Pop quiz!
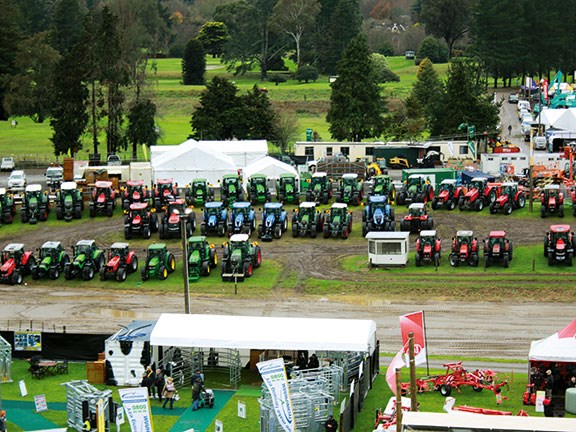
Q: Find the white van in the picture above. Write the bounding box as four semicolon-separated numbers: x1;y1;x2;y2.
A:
517;100;531;112
533;136;547;150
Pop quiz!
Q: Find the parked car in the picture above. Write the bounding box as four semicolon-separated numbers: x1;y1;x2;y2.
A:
8;170;26;190
508;93;519;104
1;157;15;171
534;136;547;150
107;154;122;166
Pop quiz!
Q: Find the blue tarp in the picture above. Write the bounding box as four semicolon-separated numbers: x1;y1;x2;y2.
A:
460;170;496;184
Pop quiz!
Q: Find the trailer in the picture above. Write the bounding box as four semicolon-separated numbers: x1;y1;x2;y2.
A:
480;153;529;177
546;129;576;152
401;168;458;195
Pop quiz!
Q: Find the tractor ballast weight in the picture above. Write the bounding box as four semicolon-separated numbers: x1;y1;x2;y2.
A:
0;243;35;285
31;241;69;280
400;203;433;233
305;172;332;204
483;231;513;268
369;175;396;203
56;181;83;222
158;199;196;239
432;179;466;211
0;188;16;224
100;242;138;282
459;177;500;211
396;175;434;206
124;202;158;239
141;243;176;280
153;178;178;211
292;202;324;238
415;230;441;266
362;195;395;236
540;184;564;218
258;202;288;241
21;184;49;224
185;178;214;207
544;224;575;266
63;239;104;281
336;173;364;206
489;182;525;215
323;203;353;239
187;236;218;282
221;234;262;282
89;181;116;217
122;180;150;211
200;201;228;237
277;173;299;204
220;174;245;207
227;202;256;237
449;230;479;267
247;174;271;205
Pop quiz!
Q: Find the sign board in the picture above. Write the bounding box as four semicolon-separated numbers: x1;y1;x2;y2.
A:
34;394;48;412
238;401;246;419
306;128;313;142
19;379;27;397
535;390;545;413
14;331;41;351
215;420;223;432
117;409;125;425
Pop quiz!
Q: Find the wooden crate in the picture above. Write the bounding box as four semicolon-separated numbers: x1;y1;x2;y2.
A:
86;361;105;384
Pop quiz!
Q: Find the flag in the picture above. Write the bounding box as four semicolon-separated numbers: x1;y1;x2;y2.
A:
257;358;296;432
385;348;406;395
400;311;427;366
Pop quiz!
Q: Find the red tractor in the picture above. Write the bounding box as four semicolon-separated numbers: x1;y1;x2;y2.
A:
415;230;441;266
449;230;479;267
122;180;150;211
0;243;36;285
158;199;196;239
458;177;500;211
124;202;158;239
544;224;575;266
483;231;513;268
400;203;434;233
540;184;564;218
89;181;116;217
489;182;525;215
100;242;139;282
431;179;466;211
153;178;178;211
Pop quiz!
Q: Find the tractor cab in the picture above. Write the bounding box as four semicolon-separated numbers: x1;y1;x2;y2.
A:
109;242;130;260
328;202;348;219
39;241;63;261
372;175;393;195
407;175;426;191
279;173;297;189
341;173;359;188
468;177;487;192
500;182;518;199
231;202;253;217
75;239;97;257
311;172;328;189
408;203;426;217
186;178;213;206
129;202;150;217
549;224;571;243
487;231;507;249
93;181;114;202
123;180;148;207
147;243;167;259
188;236;208;255
167;199;187;216
298;201;317;218
25;184;44;202
456;230;474;246
543;184;560;200
263;202;284;219
154;178;177;210
439;179;456;194
419;230;438;247
204;201;225;219
2;243;25;264
222;174;241;189
228;234;250;260
61;181;78;194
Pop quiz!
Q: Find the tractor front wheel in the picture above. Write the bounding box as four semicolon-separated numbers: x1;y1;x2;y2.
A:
12;270;23;285
83;266;95;281
449;254;459;267
504;203;513;215
254;247;262;268
167;254;176;273
117;267;127;282
159;265;168;280
50;267;60;280
99;267;107;281
559;204;565;218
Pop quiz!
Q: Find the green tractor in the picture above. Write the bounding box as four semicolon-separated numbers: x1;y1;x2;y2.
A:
221;234;262;282
247;173;271;205
21;184;50;224
323;203;353;239
369;175;396;203
141;243;176;281
396;175;434;206
336;173;364;206
64;239;105;281
276;173;299;204
0;187;16;224
32;241;70;280
185;178;214;207
187;236;218;282
305;172;332;204
55;181;84;222
220;174;245;207
292;202;324;238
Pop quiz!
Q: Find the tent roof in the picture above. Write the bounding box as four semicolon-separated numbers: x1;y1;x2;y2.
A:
199;140;268;154
243;156;299;182
150;313;377;353
538;108;576;130
529;319;576;362
151;140;236;171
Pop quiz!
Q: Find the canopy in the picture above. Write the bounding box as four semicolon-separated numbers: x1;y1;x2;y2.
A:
529;319;576;362
150;313;377;353
200;140;268;168
242;156;299;189
537;108;576;130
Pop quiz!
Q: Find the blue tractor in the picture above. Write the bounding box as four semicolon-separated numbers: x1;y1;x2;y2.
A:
227;202;256;237
200;201;228;237
258;202;288;241
362;195;395;236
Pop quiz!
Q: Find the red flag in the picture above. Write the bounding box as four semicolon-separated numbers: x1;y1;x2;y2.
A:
386;348;406;395
400;311;427;366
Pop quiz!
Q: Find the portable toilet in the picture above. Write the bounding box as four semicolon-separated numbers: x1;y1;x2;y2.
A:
366;231;410;266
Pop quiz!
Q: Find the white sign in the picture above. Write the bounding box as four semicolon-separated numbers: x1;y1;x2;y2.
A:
118;387;154;432
34;394;48;412
215;419;223;432
535;390;546;413
117;409;125;425
238;401;246;419
256;358;296;432
19;379;27;397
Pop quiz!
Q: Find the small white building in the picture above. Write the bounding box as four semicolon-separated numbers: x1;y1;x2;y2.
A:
366;231;410;267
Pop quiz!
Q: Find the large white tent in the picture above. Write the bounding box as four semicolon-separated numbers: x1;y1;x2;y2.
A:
242;156;299;190
200;140;268;168
529;319;576;362
151;140;237;186
150;313;377;353
537;108;576;130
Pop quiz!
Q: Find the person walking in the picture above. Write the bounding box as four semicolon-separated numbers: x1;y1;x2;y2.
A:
162;377;176;409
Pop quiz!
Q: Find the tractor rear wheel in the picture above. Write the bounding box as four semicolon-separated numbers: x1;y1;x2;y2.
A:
397;193;406;205
141;267;149;281
568;252;573;267
427;217;434;229
310;226;317;238
341;226;349;239
485;256;491;268
488;190;497;204
362;222;367;237
548;254;555;266
517;194;526;208
323;225;330;238
159;223;166;239
245;262;253;278
124;227;132;240
470;254;479;267
117;267;127;282
415;253;422;267
143;226;151;239
217;223;226;237
273;225;282;239
475;199;484;212
292;224;299;238
431;198;438;210
439;385;452;397
64;266;73;280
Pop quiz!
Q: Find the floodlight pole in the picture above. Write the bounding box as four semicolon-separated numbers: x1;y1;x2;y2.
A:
181;215;190;314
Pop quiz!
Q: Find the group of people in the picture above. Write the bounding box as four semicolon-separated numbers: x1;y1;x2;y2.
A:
140;365;206;411
530;363;576;417
296;352;320;370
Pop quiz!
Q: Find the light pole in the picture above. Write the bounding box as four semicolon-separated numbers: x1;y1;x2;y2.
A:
179;209;192;314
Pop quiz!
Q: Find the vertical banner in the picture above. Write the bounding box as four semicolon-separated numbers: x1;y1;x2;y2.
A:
385;349;405;395
399;311;427;366
118;387;154;432
96;398;106;432
256;358;296;432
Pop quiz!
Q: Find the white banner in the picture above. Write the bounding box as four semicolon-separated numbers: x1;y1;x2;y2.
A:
257;358;296;432
118;387;154;432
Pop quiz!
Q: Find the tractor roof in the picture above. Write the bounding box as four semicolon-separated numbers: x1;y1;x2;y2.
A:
342;173;358;180
544;184;560;190
250;173;267;179
41;241;62;249
156;178;174;184
489;230;506;238
110;242;129;249
312;171;327;178
76;239;96;247
60;181;77;191
368;195;387;203
148;243;167;250
192;178;207;183
264;202;283;210
374;174;391;180
205;201;224;209
230;233;249;242
95;181;113;188
300;201;316;209
127;180;144;186
130;202;149;210
0;187;5;195
223;174;239;179
168;198;186;206
440;179;456;185
420;230;437;237
331;203;348;209
470;177;487;182
550;224;571;233
188;236;207;244
3;243;24;252
456;230;473;237
501;182;517;187
409;203;425;210
25;184;42;193
280;173;295;179
232;201;251;209
408;174;426;180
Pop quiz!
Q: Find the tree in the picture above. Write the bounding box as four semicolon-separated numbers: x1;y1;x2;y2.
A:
326;34;387;141
14;0;56;36
0;0;23;120
419;0;474;58
239;85;279;140
271;0;320;67
410;58;442;127
127;98;157;159
417;36;448;64
197;21;229;57
182;38;206;85
371;53;399;83
295;64;319;83
51;0;85;55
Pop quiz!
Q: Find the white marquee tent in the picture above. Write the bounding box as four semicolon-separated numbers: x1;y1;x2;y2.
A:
529;319;576;362
242;156;299;190
200;140;268;168
150;313;377;354
538;108;576;130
